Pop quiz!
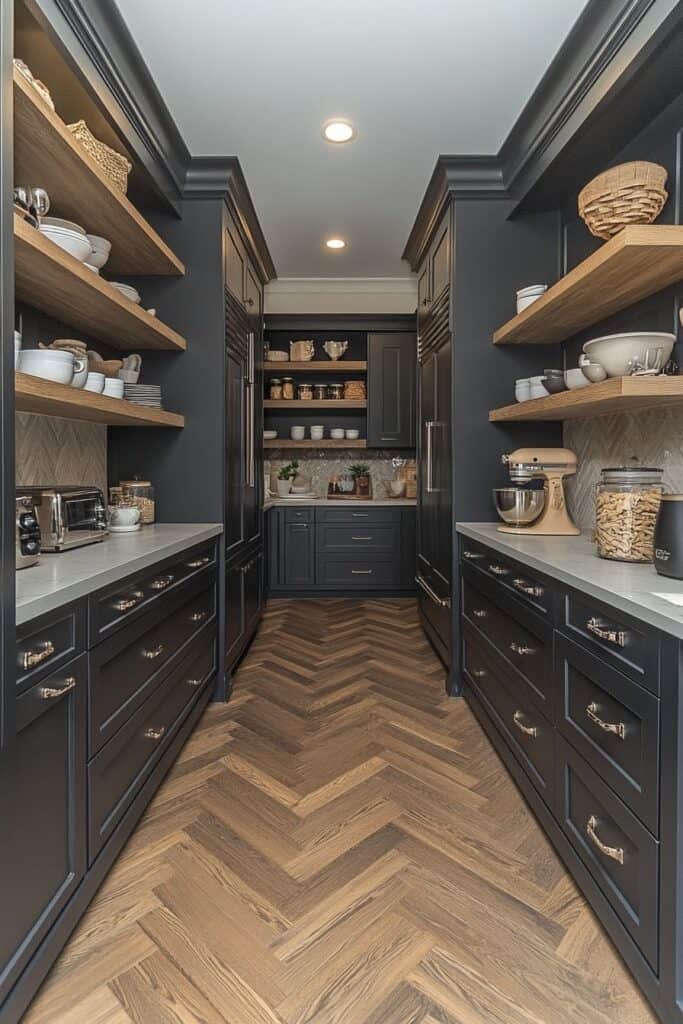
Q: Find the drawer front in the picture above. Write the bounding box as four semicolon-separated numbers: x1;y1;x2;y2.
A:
463;625;554;805
88;629;216;862
283;508;313;523
562;590;659;694
89;581;216;754
462;572;552;716
316;556;401;588
316;507;402;525
316;524;400;554
461;538;553;617
557;736;658;971
90;541;216;643
556;635;659;835
16;601;86;693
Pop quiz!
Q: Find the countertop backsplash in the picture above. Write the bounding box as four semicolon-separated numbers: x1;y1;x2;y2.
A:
265;451;412;498
564;406;683;530
16;413;108;496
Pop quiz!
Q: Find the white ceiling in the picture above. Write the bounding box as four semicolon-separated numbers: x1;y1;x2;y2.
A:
115;0;588;278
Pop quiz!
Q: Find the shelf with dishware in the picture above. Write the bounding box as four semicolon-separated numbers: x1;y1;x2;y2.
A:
263;438;367;449
14;214;186;351
490;375;683;421
13;66;184;277
264;360;367;373
493;224;683;346
15;372;184;427
263;399;366;409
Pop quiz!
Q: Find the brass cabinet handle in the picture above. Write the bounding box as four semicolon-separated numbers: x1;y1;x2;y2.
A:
150;574;175;591
510;641;534;656
586;702;626;740
472;668;486;679
40;676;76;700
111;590;144;613
462;550;482;561
586;617;626;647
352;569;373;575
512;577;543;598
512;710;537;737
186;678;202;688
488;564;509;576
190;611;208;623
142;644;165;660
586;815;624;865
352;512;369;517
472;609;487;619
415;574;451;608
144;726;166;741
187;556;211;569
22;640;55;670
351;536;373;541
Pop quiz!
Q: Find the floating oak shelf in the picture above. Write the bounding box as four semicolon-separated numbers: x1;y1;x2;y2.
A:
493;225;683;345
13;69;184;277
263;438;367;449
14;216;186;352
16;373;184;427
264;361;367;372
263;399;366;409
489;376;683;421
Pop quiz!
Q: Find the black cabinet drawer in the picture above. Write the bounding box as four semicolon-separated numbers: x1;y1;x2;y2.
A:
284;508;313;523
461;538;553;617
316;556;401;588
556;635;659;835
316;507;402;525
561;590;660;694
16;600;86;694
88;629;216;862
89;580;216;755
89;541;216;643
462;572;553;718
316;523;400;554
463;625;554;806
557;736;658;971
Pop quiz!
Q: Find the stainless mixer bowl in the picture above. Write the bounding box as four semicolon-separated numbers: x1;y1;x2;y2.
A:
493;487;545;526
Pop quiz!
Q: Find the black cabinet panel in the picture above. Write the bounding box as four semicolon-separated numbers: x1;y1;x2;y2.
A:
284;523;315;587
367;332;416;448
16;600;85;694
225;546;264;674
316;524;400;554
316;556;401;588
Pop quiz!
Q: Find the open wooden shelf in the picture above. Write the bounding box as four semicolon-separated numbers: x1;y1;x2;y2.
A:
14;216;186;352
489;375;683;421
264;361;367;373
263;438;367;449
264;400;366;409
16;372;184;427
14;69;184;277
493;225;683;345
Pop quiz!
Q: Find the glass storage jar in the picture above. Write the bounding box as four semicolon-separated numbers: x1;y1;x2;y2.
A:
595;466;664;562
327;383;344;400
297;383;313;400
282;377;295;400
268;378;283;400
312;383;327;401
120;477;156;525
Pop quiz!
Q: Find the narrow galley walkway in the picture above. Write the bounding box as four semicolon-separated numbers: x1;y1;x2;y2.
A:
25;598;655;1024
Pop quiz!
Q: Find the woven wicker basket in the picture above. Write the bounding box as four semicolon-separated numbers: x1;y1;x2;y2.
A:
578;161;668;240
67;120;132;194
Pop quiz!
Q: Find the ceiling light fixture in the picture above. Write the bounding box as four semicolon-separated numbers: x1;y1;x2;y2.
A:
325;238;346;250
322;118;355;144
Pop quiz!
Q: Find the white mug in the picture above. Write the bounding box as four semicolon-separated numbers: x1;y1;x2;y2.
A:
310;425;324;440
109;504;140;527
290;425;306;440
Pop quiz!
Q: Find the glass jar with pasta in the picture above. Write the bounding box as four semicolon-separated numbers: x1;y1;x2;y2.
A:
595;466;664;562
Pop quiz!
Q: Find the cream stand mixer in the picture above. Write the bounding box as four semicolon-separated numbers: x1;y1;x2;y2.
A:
493;447;581;536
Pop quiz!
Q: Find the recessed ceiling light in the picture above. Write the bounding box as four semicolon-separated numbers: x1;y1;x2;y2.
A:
322;118;355;144
325;238;346;250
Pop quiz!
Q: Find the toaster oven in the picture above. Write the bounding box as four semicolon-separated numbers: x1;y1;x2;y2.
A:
15;495;41;569
18;486;109;551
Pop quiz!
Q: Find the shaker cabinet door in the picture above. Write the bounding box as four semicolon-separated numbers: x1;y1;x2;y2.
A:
367;333;416;448
283;522;315;587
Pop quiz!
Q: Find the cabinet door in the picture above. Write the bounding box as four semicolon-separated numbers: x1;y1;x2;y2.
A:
225;559;245;671
417;261;430;322
245;263;262;318
224;220;246;303
225;342;245;560
429;217;450;305
283;522;315;587
418;351;437;572
366;333;416;448
0;656;86;1002
244;551;264;639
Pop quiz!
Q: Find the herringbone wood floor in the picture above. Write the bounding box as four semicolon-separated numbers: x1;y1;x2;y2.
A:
25;598;656;1024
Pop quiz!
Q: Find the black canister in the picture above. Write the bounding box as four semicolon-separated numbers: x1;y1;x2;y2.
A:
654;495;683;578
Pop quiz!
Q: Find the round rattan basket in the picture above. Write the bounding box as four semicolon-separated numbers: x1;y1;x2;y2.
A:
578;161;668;240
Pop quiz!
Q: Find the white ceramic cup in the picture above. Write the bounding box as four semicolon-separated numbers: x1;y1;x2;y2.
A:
70;357;88;389
84;371;105;394
310;425;324;440
330;428;345;439
565;367;591;390
290;425;306;440
109;504;140;527
345;429;360;440
103;379;124;398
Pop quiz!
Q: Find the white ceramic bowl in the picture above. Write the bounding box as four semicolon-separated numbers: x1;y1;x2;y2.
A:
565;368;592;390
516;284;547;314
84;372;105;394
583;332;675;377
39;225;91;262
330;428;345;440
103;380;124;398
345;429;360;440
528;375;549;399
85;234;111;270
515;382;531;402
19;349;77;385
263;430;278;440
110;282;141;304
42;217;85;234
310;426;324;440
290;426;305;440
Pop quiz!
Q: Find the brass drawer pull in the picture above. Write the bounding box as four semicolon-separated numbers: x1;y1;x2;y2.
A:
352;569;373;575
190;611;208;623
142;644;165;660
187;678;202;688
472;609;487;619
462;550;481;561
512;578;543;598
586;815;624;865
40;676;76;700
510;641;534;656
352;513;369;517
150;574;175;591
187;556;211;569
415;574;451;609
351;536;373;541
488;564;509;576
144;726;166;741
472;668;486;679
22;640;55;670
512;710;537;737
111;590;144;613
586;702;626;740
586;618;626;647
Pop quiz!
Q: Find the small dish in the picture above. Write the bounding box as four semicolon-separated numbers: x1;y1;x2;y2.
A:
330;428;345;439
264;430;278;440
345;429;360;439
110;282;141;304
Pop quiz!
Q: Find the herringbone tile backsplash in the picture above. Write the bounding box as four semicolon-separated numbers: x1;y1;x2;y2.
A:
16;413;107;495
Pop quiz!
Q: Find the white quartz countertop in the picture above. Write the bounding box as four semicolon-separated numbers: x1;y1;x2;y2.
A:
16;524;223;626
457;522;683;640
263;497;416;510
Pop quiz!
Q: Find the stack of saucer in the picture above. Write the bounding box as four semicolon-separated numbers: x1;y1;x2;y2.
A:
123;383;163;408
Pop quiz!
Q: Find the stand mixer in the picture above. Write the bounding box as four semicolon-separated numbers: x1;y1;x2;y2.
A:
493;447;581;536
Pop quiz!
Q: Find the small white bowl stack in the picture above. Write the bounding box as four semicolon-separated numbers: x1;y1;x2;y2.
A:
516;284;547;314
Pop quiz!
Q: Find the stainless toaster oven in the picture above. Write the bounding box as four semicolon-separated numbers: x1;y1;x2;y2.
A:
18;486;109;551
15;495;41;569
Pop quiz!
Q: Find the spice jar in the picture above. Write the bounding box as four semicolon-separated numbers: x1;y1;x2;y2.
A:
120;477;156;525
268;378;283;400
595;466;664;562
328;383;344;400
312;383;327;401
282;377;295;400
297;383;313;400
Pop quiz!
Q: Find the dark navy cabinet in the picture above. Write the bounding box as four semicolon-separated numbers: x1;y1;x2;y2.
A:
366;333;416;448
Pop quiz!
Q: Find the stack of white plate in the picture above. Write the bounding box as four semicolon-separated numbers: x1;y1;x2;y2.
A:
123;384;162;408
110;282;141;304
39;221;91;262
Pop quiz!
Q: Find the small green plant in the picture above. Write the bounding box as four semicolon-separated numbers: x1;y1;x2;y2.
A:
277;460;299;482
349;463;369;479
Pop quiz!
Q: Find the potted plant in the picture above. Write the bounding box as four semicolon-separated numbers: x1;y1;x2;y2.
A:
349;463;371;498
276;460;299;497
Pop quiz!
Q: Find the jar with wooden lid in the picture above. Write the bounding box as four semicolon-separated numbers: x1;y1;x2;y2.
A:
282;377;295;400
328;383;344;400
268;378;283;400
297;383;313;400
120;478;155;525
595;466;664;562
312;383;327;401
